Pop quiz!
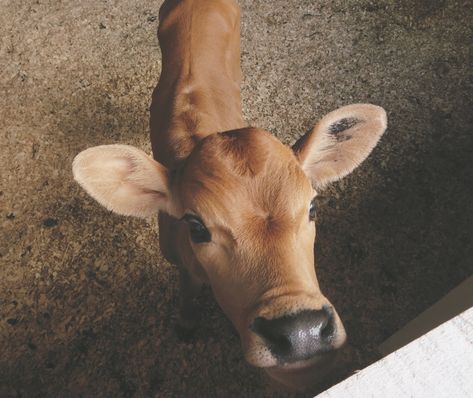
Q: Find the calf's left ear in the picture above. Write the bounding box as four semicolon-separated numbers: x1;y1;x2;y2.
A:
293;104;387;189
72;144;173;218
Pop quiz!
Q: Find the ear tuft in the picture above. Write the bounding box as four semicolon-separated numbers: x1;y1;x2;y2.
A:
293;104;387;188
328;117;362;136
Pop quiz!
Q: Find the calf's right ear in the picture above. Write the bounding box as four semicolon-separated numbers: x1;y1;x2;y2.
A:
72;144;173;218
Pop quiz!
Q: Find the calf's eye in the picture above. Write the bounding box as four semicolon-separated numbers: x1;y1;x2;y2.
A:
309;198;317;221
182;214;211;243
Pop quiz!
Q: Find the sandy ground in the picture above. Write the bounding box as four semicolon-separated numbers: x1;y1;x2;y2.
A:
1;0;472;397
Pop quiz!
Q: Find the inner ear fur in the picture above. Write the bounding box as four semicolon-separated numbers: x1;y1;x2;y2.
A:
293;104;387;188
72;144;172;218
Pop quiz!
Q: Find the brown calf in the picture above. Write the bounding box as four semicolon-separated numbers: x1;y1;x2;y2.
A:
72;0;387;389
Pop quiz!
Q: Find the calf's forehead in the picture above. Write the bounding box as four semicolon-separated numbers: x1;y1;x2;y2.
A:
176;128;314;224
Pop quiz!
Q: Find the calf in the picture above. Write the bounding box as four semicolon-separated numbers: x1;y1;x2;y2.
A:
72;0;387;389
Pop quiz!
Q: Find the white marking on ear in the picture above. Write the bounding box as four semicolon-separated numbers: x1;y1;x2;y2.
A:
72;144;173;218
293;104;387;188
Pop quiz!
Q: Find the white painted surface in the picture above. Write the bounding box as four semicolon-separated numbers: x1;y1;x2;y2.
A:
317;307;473;398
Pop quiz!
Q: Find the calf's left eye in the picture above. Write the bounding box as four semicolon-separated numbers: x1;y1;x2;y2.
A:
309;198;317;221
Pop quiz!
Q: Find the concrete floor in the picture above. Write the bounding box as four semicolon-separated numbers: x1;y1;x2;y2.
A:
1;0;472;397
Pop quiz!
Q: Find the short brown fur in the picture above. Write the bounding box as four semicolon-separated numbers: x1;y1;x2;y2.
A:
72;0;387;390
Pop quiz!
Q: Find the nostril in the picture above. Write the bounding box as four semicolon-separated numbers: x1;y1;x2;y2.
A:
251;317;291;353
320;305;335;340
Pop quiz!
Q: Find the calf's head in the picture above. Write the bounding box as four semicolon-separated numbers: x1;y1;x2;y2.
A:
73;104;386;388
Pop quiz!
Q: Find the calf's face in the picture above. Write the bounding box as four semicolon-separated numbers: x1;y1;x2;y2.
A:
73;104;386;388
175;128;346;369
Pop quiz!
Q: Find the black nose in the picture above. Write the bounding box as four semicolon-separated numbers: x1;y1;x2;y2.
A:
250;307;336;362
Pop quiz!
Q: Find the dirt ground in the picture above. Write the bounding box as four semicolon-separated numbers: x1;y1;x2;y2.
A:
1;0;472;397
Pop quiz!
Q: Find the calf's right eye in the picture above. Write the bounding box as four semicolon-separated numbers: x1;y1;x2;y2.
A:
182;214;211;243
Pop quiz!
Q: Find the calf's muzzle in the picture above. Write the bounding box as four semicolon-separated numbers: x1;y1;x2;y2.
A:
251;306;337;364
